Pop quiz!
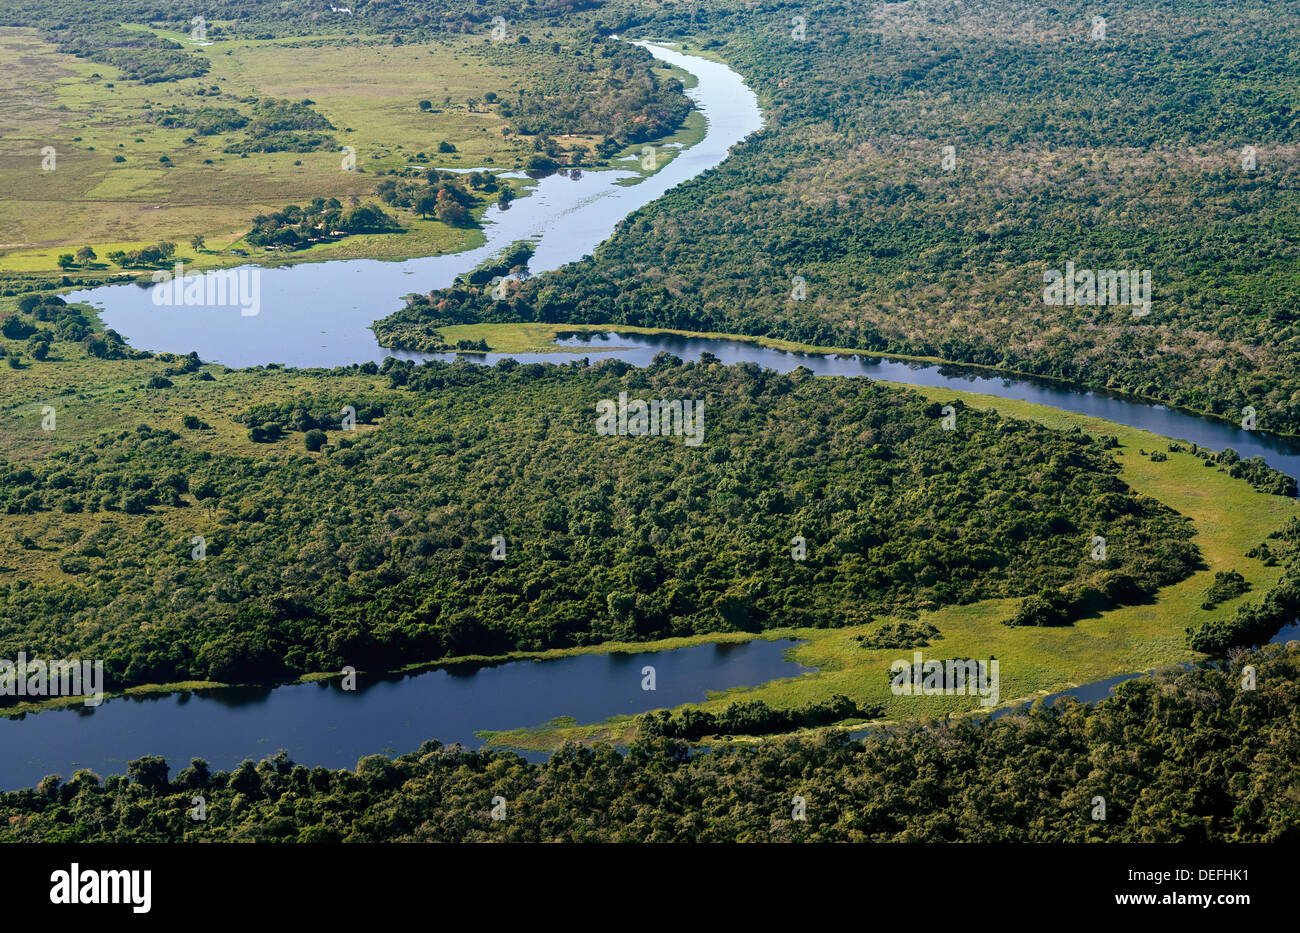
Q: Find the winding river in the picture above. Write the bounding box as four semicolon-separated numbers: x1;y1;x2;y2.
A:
65;41;762;369
8;43;1296;790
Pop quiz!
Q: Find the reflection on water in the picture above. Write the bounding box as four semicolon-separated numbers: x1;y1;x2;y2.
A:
0;639;808;790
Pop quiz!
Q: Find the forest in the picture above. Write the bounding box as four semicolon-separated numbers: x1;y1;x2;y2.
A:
366;0;1300;435
0;644;1293;842
0;0;1296;854
0;341;1202;694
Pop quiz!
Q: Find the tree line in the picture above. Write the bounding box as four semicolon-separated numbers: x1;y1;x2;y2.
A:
1;644;1293;840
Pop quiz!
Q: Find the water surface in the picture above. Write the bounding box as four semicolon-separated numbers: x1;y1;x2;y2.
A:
64;43;764;369
0;639;808;789
552;330;1300;481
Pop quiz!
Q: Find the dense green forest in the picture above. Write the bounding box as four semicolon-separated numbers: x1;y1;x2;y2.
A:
368;0;1300;435
2;644;1294;841
0;347;1199;694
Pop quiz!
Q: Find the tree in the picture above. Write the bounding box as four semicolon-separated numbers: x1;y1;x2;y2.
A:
26;333;51;360
339;204;395;233
175;758;212;790
57;254;75;270
74;246;97;264
126;756;170;793
304;429;328;452
414;192;439;219
434;189;470;225
1;315;35;339
249;422;283;443
190;234;206;252
418;99;432;111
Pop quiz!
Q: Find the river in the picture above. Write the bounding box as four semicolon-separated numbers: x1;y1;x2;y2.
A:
9;43;1296;790
0;640;808;789
63;42;763;369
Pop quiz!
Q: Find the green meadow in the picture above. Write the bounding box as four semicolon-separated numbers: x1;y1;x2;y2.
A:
0;25;693;276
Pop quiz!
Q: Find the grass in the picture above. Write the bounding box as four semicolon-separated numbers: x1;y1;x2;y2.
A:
0;26;684;276
0;680;222;718
481;382;1296;751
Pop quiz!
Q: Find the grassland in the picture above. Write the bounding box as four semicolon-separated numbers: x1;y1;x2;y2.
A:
0;26;695;275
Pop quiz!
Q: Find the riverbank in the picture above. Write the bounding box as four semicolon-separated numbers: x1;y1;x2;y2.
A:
4;364;1286;758
429;322;1300;442
0;629;780;718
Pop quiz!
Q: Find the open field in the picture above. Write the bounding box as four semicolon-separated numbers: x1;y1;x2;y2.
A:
0;26;694;275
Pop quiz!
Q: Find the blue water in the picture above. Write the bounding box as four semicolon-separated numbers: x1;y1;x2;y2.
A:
63;43;764;370
0;639;809;789
16;41;1299;789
